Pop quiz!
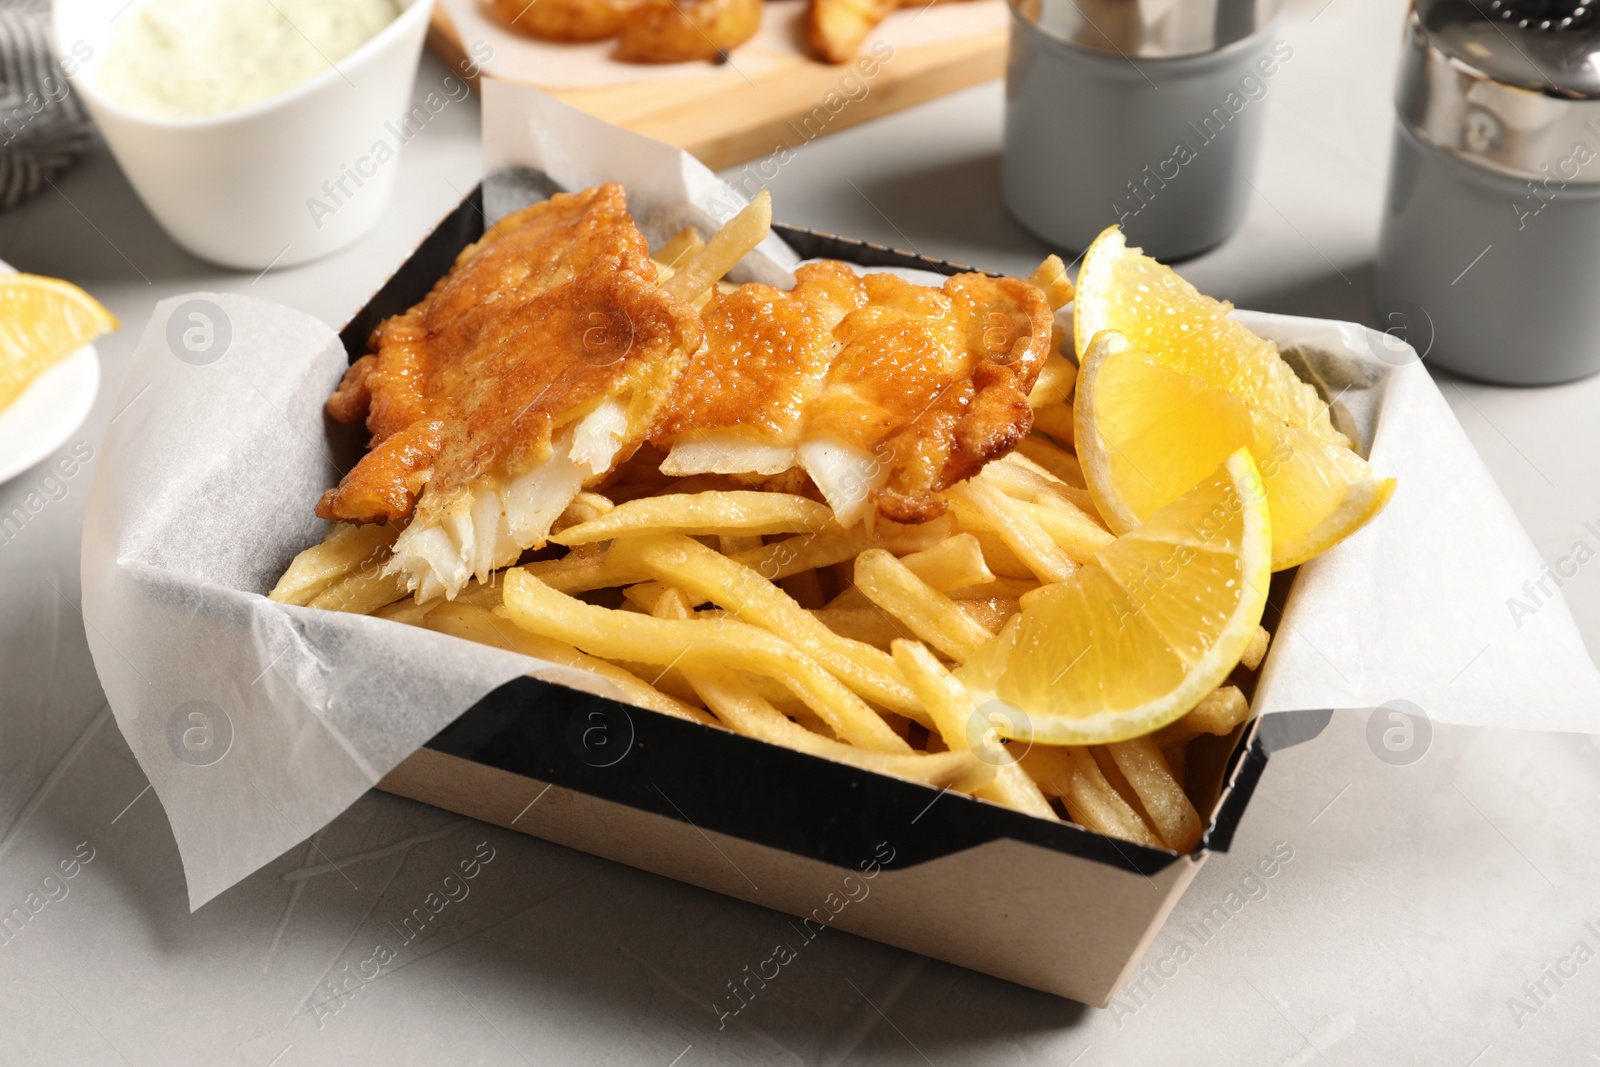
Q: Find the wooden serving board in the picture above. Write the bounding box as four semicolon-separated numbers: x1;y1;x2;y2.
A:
427;1;1007;171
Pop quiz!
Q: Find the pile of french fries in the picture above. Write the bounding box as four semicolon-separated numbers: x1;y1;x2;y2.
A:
271;195;1268;855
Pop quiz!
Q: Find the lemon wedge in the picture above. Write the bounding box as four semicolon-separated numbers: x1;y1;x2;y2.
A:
1074;226;1349;449
0;274;117;415
958;448;1271;746
1075;330;1394;570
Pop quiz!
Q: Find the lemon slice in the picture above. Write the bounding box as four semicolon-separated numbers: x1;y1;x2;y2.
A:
1076;330;1395;570
1074;226;1349;448
959;448;1270;746
0;274;118;414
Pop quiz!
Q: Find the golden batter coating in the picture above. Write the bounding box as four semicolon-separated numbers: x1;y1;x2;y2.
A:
319;183;701;530
615;0;761;62
490;0;637;42
652;260;1053;523
651;282;835;446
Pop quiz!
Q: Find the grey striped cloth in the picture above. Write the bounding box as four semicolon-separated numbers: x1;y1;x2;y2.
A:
0;0;91;210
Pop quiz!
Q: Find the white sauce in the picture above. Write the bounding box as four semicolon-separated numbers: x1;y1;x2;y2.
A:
98;0;405;120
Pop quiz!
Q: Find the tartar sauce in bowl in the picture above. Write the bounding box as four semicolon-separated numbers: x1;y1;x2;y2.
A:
97;0;404;120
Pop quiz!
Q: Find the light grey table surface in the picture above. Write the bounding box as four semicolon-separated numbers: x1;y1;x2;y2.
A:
3;0;1600;1063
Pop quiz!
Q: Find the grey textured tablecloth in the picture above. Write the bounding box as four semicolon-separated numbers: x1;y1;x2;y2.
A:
0;0;91;209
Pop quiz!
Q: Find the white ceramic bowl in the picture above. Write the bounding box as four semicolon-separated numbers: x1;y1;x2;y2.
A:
52;0;436;270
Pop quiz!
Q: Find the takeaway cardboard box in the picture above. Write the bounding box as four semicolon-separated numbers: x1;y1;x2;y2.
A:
359;183;1302;1007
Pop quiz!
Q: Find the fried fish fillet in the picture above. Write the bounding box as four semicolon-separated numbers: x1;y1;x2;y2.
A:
490;0;637;42
491;0;758;62
807;0;900;64
652;261;1053;525
806;0;981;64
615;0;761;62
320;183;701;600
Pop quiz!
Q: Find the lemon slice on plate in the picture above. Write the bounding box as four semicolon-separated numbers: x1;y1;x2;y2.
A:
958;448;1271;746
0;272;116;485
0;274;116;413
1074;226;1349;449
1076;329;1395;570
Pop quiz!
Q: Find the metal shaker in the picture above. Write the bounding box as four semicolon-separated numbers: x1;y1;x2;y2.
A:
1375;0;1600;384
1002;0;1287;261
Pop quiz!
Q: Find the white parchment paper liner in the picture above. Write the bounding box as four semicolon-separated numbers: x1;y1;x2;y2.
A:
80;85;1600;911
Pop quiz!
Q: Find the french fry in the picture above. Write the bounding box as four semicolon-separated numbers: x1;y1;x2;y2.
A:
608;533;926;721
653;226;704;274
628;527;871;611
1014;497;1115;563
374;574;505;625
1017;433;1087;489
549;491;617;559
1161;741;1187;788
426;602;714;725
813;599;1017;653
1090;746;1149;824
737;528;875;579
662;191;771;303
945;575;1042;600
501;569;910;753
1155;686;1252;747
1022;746;1162;848
307;567;409;615
854;549;996;662
825;532;994;609
1068;749;1150;840
809;606;916;650
778;568;829;609
945;478;1078;583
1030;400;1076;447
269;521;399;605
1182;686;1251;736
893;532;995;591
1027;255;1076;311
373;597;435;625
551;491;839;546
989;452;1100;522
975;467;1113;563
520;551;647;595
718;533;764;556
648;585;696;620
1107;736;1203;851
556;491;615;527
1241;625;1270;670
952;596;1021;634
892;640;1057;819
862;513;962;552
966;530;1040;580
1027;351;1078;408
680;665;993;790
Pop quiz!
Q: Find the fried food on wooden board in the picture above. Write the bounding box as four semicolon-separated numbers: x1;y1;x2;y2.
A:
490;0;636;42
615;0;761;63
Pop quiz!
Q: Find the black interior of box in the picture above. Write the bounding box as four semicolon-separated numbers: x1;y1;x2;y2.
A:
341;182;1288;878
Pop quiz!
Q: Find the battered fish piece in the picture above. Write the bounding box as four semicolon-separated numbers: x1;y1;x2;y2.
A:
806;0;982;64
653;261;1053;525
615;0;761;63
491;0;636;42
320;184;701;600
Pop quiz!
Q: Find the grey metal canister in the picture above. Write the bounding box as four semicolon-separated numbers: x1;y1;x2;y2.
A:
1001;0;1287;261
1375;0;1600;385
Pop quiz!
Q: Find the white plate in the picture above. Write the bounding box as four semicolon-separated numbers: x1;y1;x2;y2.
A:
0;344;101;485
